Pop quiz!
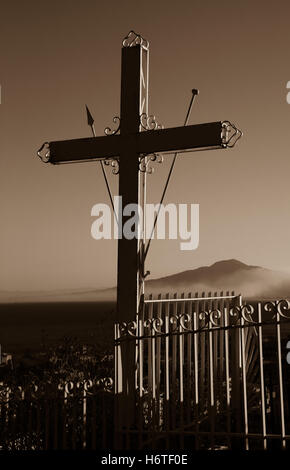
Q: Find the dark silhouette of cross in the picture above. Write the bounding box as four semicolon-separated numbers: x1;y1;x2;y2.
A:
38;31;241;324
37;31;241;429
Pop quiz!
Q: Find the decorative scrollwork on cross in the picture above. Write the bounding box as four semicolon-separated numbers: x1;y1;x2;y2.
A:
104;158;119;175
122;30;149;49
139;153;163;174
37;142;50;163
140;113;163;131
222;121;243;148
104;116;121;136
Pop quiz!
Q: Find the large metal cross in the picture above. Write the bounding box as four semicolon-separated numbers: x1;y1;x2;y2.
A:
38;31;241;327
38;31;242;436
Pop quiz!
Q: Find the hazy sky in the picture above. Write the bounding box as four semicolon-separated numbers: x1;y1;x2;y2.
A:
1;0;290;293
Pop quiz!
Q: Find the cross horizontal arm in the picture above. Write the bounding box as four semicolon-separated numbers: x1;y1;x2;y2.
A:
138;121;224;155
48;134;121;164
46;121;225;164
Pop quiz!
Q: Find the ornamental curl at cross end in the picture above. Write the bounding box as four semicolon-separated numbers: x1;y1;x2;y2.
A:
221;121;243;148
122;31;149;49
37;142;51;163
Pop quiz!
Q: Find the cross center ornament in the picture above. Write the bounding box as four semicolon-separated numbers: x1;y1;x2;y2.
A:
37;30;241;325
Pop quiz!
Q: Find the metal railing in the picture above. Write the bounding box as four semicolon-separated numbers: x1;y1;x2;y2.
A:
0;377;114;450
2;293;290;451
115;293;290;450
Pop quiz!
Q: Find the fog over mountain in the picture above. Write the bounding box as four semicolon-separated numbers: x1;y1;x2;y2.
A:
146;259;290;299
2;260;290;303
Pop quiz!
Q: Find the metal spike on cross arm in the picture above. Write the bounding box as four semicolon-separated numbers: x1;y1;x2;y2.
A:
85;104;117;222
85;105;94;128
144;88;199;260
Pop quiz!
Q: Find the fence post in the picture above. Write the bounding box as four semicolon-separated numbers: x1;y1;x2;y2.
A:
230;293;242;449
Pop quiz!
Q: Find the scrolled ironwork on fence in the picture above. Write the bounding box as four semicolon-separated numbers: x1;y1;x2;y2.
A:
2;293;290;451
0;376;114;451
115;293;290;450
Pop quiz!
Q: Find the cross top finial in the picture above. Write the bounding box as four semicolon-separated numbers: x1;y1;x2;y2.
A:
122;30;149;49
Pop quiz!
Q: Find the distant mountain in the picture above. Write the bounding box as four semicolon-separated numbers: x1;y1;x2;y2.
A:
2;259;290;303
145;259;290;299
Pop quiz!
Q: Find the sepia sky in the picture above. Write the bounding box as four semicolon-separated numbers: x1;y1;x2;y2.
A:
1;0;290;294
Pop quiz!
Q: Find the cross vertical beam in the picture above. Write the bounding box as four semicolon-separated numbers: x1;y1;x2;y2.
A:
118;43;148;323
116;43;148;437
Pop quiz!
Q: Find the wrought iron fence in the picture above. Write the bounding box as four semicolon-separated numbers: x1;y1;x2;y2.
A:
0;377;114;450
115;292;290;450
2;292;290;451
